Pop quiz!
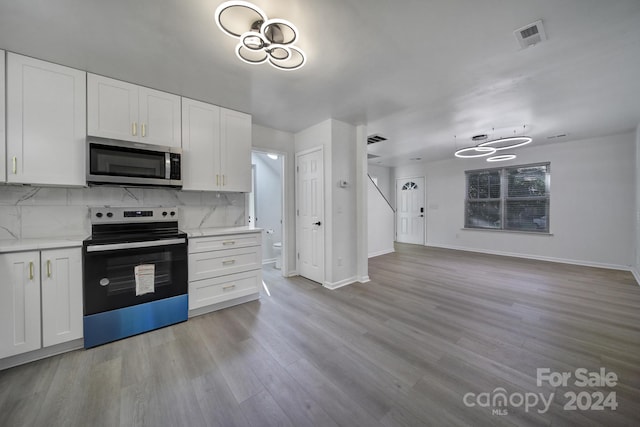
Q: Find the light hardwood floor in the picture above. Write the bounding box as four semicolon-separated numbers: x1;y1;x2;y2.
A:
1;243;639;426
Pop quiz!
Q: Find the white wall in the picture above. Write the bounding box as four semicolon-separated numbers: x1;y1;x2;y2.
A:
252;124;296;276
368;178;395;258
367;164;393;206
294;119;359;288
331;120;358;286
635;124;640;282
252;152;283;263
394;132;636;269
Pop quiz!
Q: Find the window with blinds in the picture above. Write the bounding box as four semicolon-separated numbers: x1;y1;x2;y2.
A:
465;163;550;233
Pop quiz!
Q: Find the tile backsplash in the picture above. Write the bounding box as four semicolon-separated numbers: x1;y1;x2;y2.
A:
0;185;246;240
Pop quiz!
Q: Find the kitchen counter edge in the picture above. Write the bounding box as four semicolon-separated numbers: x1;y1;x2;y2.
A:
183;226;263;238
0;236;87;254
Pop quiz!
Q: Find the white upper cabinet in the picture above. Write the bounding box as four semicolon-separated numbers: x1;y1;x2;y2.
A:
138;86;182;147
87;74;181;147
6;53;86;186
86;75;137;142
182;98;252;192
220;108;252;192
181;98;221;191
0;50;5;183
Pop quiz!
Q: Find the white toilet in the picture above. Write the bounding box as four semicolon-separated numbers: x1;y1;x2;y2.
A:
273;242;282;270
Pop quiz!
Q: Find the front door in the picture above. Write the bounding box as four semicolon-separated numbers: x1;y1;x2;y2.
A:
396;177;425;244
296;148;324;284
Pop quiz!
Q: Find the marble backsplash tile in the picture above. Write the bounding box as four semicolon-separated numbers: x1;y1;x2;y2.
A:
0;207;20;239
0;185;246;239
21;205;89;238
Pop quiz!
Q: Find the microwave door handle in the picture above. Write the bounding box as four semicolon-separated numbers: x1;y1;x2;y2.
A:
86;238;186;253
165;153;171;180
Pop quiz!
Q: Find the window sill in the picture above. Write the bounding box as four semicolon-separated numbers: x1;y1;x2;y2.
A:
461;228;554;236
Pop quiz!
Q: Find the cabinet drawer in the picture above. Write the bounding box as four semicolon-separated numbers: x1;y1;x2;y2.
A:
188;270;260;310
189;233;261;253
189;246;260;281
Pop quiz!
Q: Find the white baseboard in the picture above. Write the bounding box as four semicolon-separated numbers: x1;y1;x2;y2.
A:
0;338;84;371
188;293;260;318
358;275;371;283
262;258;276;265
368;248;395;258
286;270;298;277
324;276;357;290
632;268;640;286
428;243;633;272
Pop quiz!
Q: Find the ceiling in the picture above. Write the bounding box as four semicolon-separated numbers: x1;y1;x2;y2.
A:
1;0;639;167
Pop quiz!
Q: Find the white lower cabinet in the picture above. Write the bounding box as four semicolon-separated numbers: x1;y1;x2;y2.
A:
188;231;262;314
0;248;82;359
0;251;41;358
41;248;83;347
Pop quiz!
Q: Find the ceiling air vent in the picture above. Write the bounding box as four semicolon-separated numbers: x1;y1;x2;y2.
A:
367;134;387;145
514;20;547;49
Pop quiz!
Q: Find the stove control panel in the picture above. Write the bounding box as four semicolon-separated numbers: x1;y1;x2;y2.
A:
90;207;178;224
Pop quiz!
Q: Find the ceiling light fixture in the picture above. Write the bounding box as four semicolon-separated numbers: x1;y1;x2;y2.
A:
454;146;497;158
478;136;532;151
215;1;306;70
486;154;517;162
454;127;532;162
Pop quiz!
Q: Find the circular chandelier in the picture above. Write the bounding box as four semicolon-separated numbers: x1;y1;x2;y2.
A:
215;1;306;71
454;133;533;162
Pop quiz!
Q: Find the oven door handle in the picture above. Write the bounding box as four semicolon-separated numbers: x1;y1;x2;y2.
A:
86;238;186;253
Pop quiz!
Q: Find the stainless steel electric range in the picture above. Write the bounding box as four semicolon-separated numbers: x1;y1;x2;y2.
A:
82;207;188;348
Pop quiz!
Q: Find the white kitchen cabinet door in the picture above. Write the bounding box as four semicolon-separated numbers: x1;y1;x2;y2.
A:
181;97;221;191
87;73;139;142
41;248;83;347
220;108;252;192
0;50;5;182
139;87;181;147
6;53;86;186
0;251;41;359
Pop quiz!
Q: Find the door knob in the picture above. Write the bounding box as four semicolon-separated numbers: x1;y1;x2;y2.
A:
313;221;322;226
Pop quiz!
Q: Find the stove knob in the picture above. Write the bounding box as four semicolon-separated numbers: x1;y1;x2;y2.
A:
162;211;168;216
106;212;113;218
170;211;176;216
96;212;103;218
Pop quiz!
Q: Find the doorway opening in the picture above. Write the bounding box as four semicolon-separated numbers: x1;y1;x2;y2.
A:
250;150;286;276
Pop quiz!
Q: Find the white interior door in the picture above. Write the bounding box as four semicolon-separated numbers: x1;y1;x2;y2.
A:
396;177;425;244
296;148;324;284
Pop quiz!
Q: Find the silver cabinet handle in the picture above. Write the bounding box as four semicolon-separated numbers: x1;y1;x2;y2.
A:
222;259;236;265
132;122;138;136
47;260;52;278
222;241;236;246
222;284;236;291
216;174;220;186
29;262;34;280
142;123;146;137
12;157;17;174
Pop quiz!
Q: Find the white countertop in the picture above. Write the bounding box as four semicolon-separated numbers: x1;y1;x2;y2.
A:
0;227;262;253
183;226;262;238
0;236;87;253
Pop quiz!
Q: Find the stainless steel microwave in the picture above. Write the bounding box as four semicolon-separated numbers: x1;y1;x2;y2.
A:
87;138;182;187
